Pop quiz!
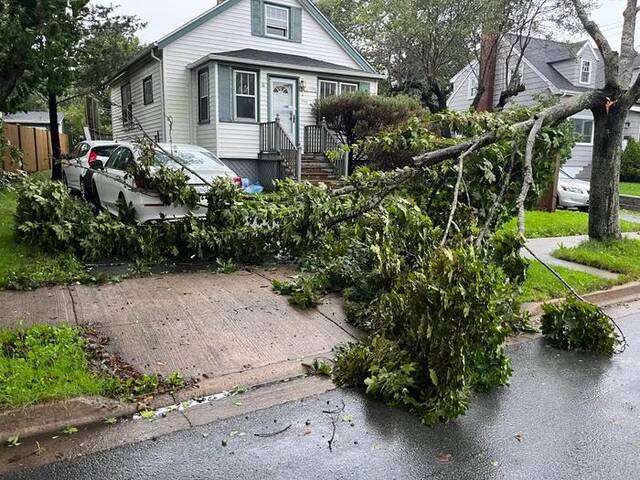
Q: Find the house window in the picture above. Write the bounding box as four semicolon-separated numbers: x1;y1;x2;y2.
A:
234;70;257;121
319;80;338;98
340;82;358;94
468;74;479;99
143;76;154;105
198;68;210;123
121;82;133;126
580;60;592;84
265;4;289;39
570;117;594;144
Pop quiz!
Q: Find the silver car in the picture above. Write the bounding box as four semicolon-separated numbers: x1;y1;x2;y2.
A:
62;141;120;195
557;169;590;210
91;143;241;222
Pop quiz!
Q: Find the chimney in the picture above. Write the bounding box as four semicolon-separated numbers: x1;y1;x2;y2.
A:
476;33;498;112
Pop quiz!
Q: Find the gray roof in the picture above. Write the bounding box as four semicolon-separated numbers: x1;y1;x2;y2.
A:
3;111;64;125
209;49;363;73
507;34;593;93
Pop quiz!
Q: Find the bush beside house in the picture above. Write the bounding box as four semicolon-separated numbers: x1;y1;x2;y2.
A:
312;93;424;170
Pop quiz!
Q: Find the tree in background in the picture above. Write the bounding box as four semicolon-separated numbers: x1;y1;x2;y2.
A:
0;0;87;112
317;0;556;113
62;5;145;136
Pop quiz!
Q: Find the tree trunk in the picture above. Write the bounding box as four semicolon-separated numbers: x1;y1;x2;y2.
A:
49;91;63;181
588;104;624;240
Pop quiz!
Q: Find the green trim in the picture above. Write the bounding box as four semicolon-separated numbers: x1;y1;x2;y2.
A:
267;73;300;144
155;0;378;76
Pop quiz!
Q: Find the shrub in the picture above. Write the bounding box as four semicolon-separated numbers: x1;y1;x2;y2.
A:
621;138;640;183
334;246;516;425
14;178;94;252
541;298;620;356
312;93;424;169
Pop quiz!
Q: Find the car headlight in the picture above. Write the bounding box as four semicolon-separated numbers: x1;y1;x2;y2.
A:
561;185;585;194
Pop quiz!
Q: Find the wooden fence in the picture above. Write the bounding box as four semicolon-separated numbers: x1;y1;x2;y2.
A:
1;124;70;172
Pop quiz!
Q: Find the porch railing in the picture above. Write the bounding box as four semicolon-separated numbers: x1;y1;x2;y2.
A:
259;114;301;180
303;117;349;177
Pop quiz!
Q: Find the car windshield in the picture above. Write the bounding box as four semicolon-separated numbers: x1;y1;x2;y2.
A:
92;146;118;158
559;169;574;180
153;149;226;169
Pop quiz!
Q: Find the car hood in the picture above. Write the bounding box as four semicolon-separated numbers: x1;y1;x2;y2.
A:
559;178;590;191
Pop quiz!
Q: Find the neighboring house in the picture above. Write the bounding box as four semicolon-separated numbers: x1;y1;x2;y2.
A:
448;34;640;180
107;0;383;186
2;111;65;134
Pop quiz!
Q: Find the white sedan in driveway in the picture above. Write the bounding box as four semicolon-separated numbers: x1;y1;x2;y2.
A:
62;141;119;194
91;143;241;222
557;169;590;210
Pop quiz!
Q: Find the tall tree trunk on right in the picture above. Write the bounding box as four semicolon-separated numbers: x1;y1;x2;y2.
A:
588;103;624;240
49;91;62;181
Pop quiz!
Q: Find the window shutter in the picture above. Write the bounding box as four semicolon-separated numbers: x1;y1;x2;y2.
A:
290;7;302;42
358;82;370;93
251;0;264;37
218;65;233;122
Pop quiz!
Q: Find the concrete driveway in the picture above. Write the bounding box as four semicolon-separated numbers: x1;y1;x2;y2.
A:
0;268;360;396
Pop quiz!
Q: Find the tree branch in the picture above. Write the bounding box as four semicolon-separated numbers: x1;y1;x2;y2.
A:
517;116;545;235
441;142;479;245
570;0;620;89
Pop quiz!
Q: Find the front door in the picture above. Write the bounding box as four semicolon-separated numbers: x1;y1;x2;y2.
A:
270;78;297;141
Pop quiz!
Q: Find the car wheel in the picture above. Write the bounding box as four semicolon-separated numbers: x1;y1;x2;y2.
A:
555;194;562;210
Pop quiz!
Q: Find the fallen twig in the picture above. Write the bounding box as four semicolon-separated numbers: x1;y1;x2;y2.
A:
254;424;292;438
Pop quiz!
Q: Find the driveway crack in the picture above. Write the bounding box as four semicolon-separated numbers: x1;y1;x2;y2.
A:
66;285;80;326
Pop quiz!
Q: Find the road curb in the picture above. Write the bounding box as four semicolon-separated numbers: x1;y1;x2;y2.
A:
0;396;137;443
523;280;640;319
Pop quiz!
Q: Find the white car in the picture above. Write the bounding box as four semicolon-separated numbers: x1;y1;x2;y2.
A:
91;143;241;222
62;141;120;194
557;169;590;210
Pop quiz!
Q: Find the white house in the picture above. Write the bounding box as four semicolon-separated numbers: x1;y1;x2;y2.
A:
107;0;383;186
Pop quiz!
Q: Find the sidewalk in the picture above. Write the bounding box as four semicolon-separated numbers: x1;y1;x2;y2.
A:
523;232;640;279
0;268;361;437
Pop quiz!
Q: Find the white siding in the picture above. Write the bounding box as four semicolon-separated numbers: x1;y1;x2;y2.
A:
110;59;164;142
217;68;372;158
163;0;365;143
447;65;475;111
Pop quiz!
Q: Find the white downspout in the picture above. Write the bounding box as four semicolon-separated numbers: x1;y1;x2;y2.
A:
150;45;166;142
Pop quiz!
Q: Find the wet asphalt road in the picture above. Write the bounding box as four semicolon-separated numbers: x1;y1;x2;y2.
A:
6;306;640;480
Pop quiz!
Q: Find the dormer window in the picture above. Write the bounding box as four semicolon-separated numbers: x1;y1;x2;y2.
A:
580;60;592;84
265;4;289;39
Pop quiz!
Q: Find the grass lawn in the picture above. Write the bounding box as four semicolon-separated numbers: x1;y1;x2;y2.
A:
0;188;87;289
554;238;640;278
502;210;640;238
0;324;184;409
0;325;117;409
520;261;620;303
620;182;640;197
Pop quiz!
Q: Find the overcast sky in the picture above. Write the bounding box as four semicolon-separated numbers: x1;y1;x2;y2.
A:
92;0;632;50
